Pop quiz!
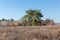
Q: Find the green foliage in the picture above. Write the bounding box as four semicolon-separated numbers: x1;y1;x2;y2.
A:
2;18;6;21
10;18;14;21
21;9;43;26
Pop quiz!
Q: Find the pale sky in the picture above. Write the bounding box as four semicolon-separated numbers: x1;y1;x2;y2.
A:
0;0;60;23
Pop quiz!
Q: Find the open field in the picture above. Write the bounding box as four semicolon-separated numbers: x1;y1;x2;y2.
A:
0;26;60;40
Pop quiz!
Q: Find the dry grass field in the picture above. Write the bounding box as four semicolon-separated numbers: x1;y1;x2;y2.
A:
0;26;60;40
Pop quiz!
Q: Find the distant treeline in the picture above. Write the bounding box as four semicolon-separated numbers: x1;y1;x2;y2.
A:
0;18;54;27
0;18;14;21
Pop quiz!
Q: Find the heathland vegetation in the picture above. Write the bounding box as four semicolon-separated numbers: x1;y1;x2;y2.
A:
0;9;54;26
0;9;60;40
